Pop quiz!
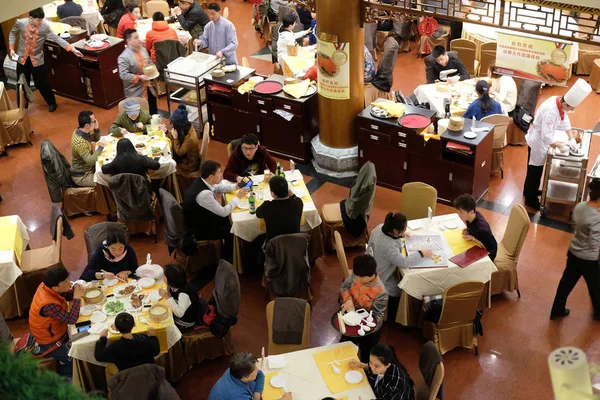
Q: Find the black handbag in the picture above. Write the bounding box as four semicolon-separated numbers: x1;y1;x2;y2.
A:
513;105;534;133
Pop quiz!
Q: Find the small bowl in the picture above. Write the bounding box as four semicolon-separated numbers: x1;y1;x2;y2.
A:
212;69;225;78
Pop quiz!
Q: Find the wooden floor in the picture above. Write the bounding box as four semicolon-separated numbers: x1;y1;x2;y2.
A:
2;1;600;398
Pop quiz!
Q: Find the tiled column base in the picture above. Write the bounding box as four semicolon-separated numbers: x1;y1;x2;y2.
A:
311;135;359;179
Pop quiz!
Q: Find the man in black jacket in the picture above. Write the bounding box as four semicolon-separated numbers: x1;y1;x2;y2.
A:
256;176;303;243
174;0;210;40
425;45;470;84
57;0;83;19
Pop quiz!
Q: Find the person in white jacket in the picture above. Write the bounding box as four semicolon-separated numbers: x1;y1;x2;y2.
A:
487;60;517;114
276;13;312;66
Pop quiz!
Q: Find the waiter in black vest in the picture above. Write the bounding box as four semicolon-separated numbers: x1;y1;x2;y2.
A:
182;160;248;261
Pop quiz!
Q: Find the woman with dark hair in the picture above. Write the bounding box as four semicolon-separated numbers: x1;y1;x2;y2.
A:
80;231;138;281
550;178;600;321
164;104;200;179
101;138;160;178
349;344;415;400
117;2;141;38
159;264;200;331
100;0;126;35
463;80;503;120
367;212;433;322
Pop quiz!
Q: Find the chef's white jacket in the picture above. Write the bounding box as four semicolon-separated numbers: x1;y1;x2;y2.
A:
525;96;571;166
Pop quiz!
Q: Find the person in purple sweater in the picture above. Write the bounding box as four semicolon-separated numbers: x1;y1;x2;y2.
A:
80;231;138;281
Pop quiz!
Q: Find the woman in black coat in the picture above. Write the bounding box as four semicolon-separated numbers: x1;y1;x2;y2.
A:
80;231;138;281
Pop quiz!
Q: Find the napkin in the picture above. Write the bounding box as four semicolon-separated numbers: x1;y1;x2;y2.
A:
371;101;406;117
283;79;311;99
268;355;286;369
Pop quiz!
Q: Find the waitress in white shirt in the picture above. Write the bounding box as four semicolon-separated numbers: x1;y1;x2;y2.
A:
487;61;517;114
523;79;592;209
276;13;312;66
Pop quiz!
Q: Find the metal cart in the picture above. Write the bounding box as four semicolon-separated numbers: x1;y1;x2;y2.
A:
539;128;592;217
164;52;222;130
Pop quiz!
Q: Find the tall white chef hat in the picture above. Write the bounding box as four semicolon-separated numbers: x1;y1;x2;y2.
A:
563;78;592;108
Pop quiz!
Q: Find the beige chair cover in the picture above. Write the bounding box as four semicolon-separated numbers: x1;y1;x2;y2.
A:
401;182;437;220
117;97;150;113
334;231;350;280
590;59;600;92
181;329;234;367
63;185;112;217
419;25;451;57
266;299;311;355
422;281;484;355
145;0;169;18
491;204;530;296
450;39;479;77
478;42;496;77
481;114;510;177
364;83;394;107
0;82;32;150
414;342;445;400
321;203;369;250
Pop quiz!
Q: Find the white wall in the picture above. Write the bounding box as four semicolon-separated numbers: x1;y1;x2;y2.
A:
0;0;59;23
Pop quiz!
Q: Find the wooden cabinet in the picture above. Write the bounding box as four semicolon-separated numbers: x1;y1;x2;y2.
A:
206;74;319;163
44;36;125;109
357;105;494;202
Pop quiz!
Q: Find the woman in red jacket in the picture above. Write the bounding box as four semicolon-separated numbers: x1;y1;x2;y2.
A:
145;12;179;63
117;3;141;38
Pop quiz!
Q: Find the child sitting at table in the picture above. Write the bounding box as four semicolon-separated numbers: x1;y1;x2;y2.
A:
348;344;415;400
159;264;200;332
94;312;160;371
340;254;389;362
454;193;498;261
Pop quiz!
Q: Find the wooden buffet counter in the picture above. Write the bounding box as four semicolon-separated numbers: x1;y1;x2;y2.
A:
206;73;319;163
357;105;494;202
44;36;125;109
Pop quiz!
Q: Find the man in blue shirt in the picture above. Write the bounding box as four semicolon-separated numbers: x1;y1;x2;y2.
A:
209;352;292;400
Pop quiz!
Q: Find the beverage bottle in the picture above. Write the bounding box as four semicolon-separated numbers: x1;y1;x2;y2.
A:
275;162;281;176
249;191;256;214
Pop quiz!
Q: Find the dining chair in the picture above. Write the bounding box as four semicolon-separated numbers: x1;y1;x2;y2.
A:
333;231;350;281
321;161;376;250
478;42;497;77
264;233;312;302
181;260;237;366
490;204;530;300
450;39;479;77
401;182;437;221
241;56;250;68
145;0;169;18
415;341;445;400
422;280;485;355
0;81;32;148
118;97;150;113
266;298;311;355
84;222;128;262
199;122;210;165
481;114;510;179
222;6;229;20
589;58;600;92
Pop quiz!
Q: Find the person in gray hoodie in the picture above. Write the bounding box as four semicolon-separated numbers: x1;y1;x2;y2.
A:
550;178;600;321
367;212;433;322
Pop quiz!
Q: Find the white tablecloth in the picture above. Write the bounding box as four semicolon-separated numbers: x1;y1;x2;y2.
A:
93;134;178;186
229;170;323;243
43;1;104;33
260;342;376;400
135;19;192;48
0;216;29;296
398;213;497;299
462;22;579;64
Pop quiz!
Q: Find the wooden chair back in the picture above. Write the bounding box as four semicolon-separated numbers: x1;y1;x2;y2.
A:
266;298;311;355
450;39;478;76
334;231;350;280
401;182;437;220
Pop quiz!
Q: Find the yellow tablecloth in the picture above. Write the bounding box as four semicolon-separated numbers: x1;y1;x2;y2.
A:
0;215;29;297
443;229;477;255
312;343;369;394
262;371;285;400
69;278;183;364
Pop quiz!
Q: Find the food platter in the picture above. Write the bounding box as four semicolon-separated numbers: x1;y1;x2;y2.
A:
103;299;126;315
254;80;283;95
369;106;394;119
114;283;142;297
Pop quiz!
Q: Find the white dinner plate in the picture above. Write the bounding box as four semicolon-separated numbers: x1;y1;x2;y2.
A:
344;370;363;384
114;284;141;297
90;311;107;323
88;323;107;335
270;374;287;388
293;188;306;198
444;221;458;230
80;305;98;316
148;290;161;303
463;131;477;139
138;277;156;289
103;278;119;287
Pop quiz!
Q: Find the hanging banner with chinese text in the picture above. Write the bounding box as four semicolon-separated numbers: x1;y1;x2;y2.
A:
317;38;350;100
495;32;572;86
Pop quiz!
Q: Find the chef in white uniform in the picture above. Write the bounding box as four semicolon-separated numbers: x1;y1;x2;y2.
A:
523;79;592;209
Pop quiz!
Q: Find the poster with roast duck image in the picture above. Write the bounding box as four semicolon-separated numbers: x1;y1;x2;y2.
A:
317;35;350;100
495;32;572;86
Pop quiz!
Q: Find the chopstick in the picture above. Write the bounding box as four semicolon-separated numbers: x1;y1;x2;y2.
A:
101;270;127;282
